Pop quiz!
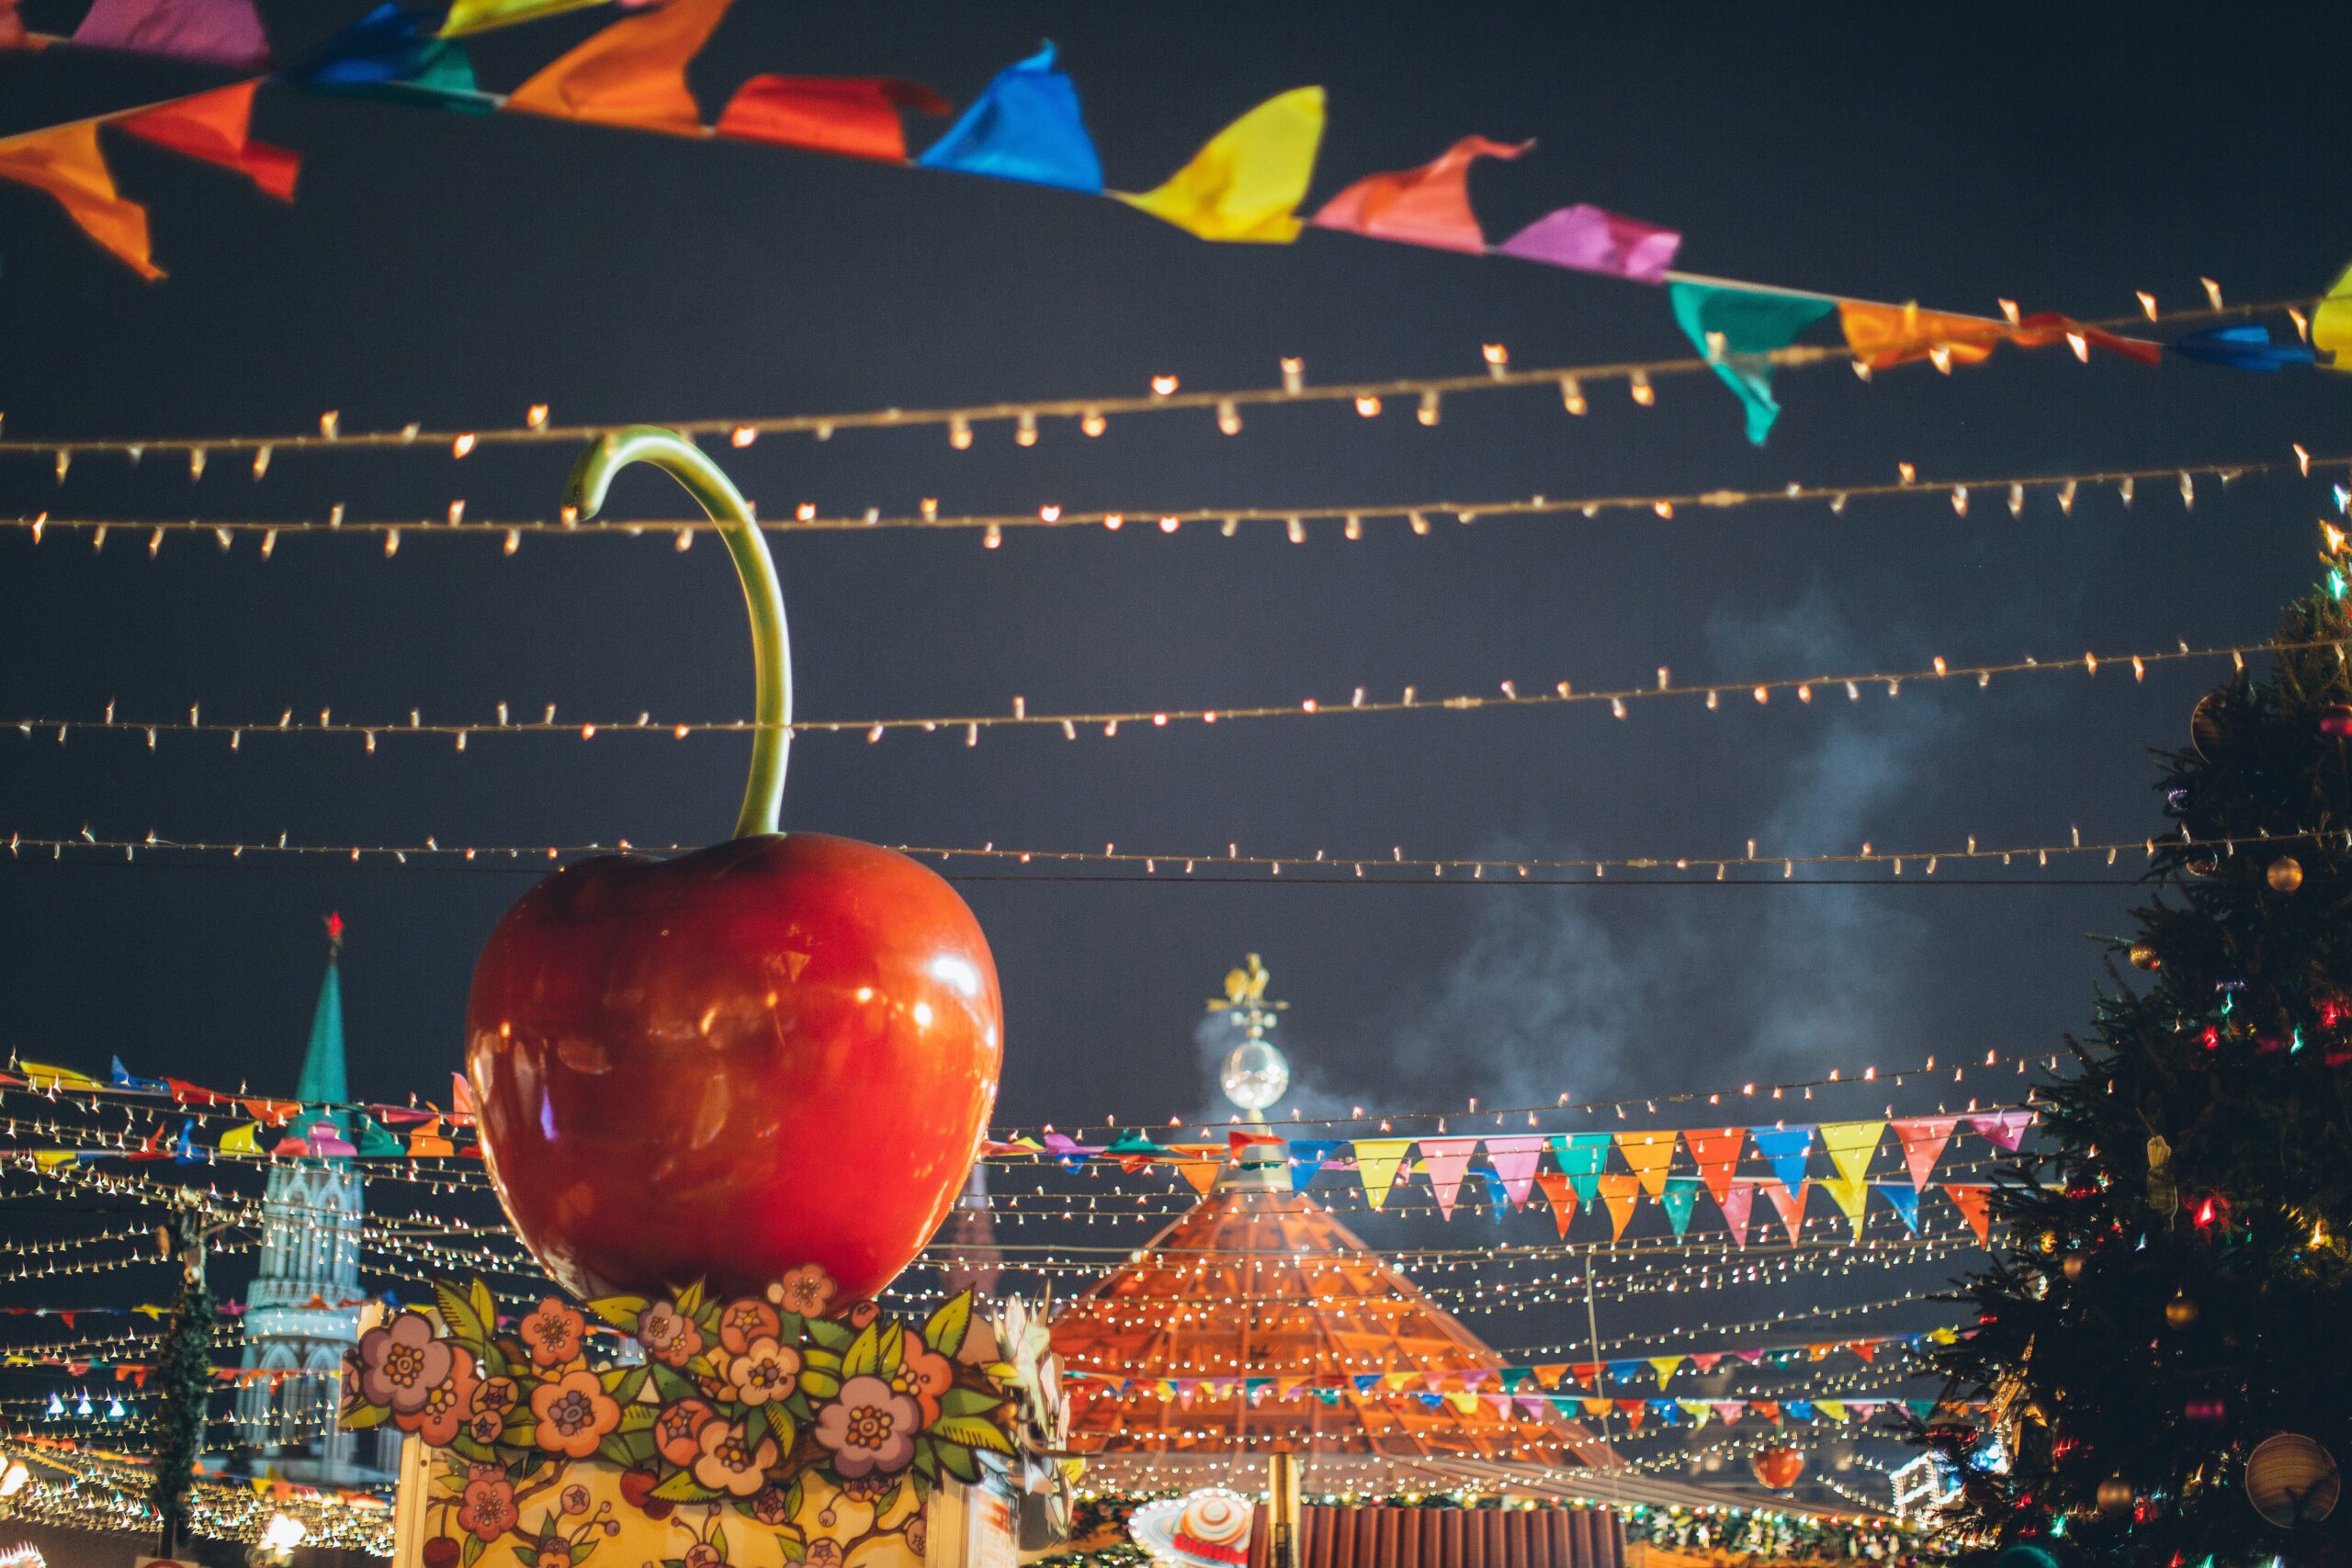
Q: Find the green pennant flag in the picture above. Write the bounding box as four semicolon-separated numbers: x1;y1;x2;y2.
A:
1668;280;1835;445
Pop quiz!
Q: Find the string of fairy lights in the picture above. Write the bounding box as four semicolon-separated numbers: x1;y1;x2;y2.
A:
2;632;2309;751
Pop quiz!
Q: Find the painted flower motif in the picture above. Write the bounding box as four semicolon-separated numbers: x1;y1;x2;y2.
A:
560;1485;592;1517
846;1301;881;1330
467;1409;504;1446
751;1488;791;1527
473;1376;519;1418
683;1546;720;1568
653;1397;717;1468
529;1368;621;1460
356;1312;451;1414
725;1337;801;1406
521;1298;590;1369
691;1419;777;1498
398;1343;479;1447
839;1473;891;1504
889;1341;955;1426
806;1540;842;1568
768;1265;835;1319
814;1375;921;1479
718;1298;782;1357
637;1301;704;1368
467;1461;506;1483
904;1511;927;1557
458;1477;518;1542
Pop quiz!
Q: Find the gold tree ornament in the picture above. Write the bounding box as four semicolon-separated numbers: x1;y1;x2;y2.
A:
2098;1475;2136;1516
2267;855;2304;893
2165;1292;2200;1329
2129;942;2161;971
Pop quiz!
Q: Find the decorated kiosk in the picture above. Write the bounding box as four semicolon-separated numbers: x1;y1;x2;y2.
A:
339;431;1054;1568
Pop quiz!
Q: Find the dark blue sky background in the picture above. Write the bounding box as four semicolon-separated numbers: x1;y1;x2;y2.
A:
2;0;2346;1147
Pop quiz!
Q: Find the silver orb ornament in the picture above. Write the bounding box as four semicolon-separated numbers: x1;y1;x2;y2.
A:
1221;1039;1290;1113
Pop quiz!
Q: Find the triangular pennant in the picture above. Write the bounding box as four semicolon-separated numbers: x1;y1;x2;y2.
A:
505;0;729;135
1881;1182;1920;1235
1944;1184;1993;1245
72;0;268;68
1679;1399;1713;1429
1417;1136;1479;1220
117;83;300;201
2173;322;2315;372
1647;1356;1685;1387
1764;1179;1810;1245
1352;1138;1414;1211
1659;1177;1702;1239
2316;260;2352;369
1615;1130;1677;1199
290;4;491;110
715;75;948;163
1966;1110;2034;1153
0;123;161;278
1310;133;1528;254
916;40;1102;193
1748;1125;1815;1193
1532;1169;1577;1237
1549;1132;1612;1206
1682;1128;1747;1206
1821;1171;1870;1240
1668;281;1836;444
1497;202;1679;282
1482;1134;1545;1208
1838;301;2003;370
1891;1117;1959;1190
1719;1181;1755;1247
1285;1137;1342;1190
1114;86;1324;243
441;0;608;36
1598;1171;1641;1240
1818;1121;1884;1185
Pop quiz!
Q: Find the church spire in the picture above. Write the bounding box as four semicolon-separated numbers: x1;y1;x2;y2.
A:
297;913;348;1108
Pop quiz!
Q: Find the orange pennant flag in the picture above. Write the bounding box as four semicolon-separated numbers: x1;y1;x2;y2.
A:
1944;1183;1993;1246
0;125;161;276
118;82;300;201
1168;1144;1226;1194
1614;1130;1676;1199
1533;1168;1577;1237
1681;1128;1747;1206
505;0;730;135
1311;134;1527;254
1597;1171;1641;1241
1838;300;2004;370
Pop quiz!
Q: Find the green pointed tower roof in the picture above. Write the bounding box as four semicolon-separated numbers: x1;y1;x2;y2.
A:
298;912;349;1108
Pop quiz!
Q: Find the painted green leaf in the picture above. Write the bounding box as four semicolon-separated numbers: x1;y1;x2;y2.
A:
649;1364;695;1402
931;1416;1014;1454
911;1439;938;1482
806;1319;854;1353
937;1441;979;1483
938;1387;1004;1420
843;1325;880;1378
597;1436;636;1469
778;1537;807;1564
798;1369;841;1401
617;1402;659;1435
673;1280;707;1317
434;1281;487;1345
876;1321;904;1376
649;1469;723;1504
922;1294;971;1358
585;1295;649;1334
341;1401;391;1429
460;1533;485;1568
468;1279;498;1337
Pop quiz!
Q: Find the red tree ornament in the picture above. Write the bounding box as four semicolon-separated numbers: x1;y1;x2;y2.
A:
1750;1446;1805;1490
467;428;1003;1303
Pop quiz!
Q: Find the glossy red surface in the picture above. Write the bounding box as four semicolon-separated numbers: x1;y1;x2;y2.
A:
466;832;1001;1303
1750;1446;1805;1490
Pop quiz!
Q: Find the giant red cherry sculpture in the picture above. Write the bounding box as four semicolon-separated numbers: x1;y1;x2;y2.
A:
466;426;1001;1303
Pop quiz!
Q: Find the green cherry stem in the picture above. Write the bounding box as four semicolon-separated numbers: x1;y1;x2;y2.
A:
564;425;790;840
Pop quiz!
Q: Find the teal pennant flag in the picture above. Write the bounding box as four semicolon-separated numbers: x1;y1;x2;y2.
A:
1668;280;1835;445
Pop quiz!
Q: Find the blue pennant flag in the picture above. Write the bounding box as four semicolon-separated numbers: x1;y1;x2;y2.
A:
1288;1138;1343;1189
110;1056;168;1094
2172;323;2315;371
288;4;498;113
917;41;1102;193
1749;1125;1815;1191
1881;1181;1920;1234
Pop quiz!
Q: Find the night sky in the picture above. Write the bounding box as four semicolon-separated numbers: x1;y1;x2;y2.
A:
3;1;2350;1366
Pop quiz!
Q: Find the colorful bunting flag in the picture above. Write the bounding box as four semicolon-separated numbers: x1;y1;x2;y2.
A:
1945;1183;1993;1246
1549;1132;1611;1206
1817;1121;1883;1235
291;4;491;111
1967;1109;2033;1152
1597;1171;1641;1240
1417;1136;1478;1219
1532;1168;1577;1236
108;1056;168;1094
1285;1137;1341;1189
1891;1116;1958;1190
0;125;160;278
1882;1182;1920;1234
1838;300;1999;369
1748;1124;1815;1193
1115;86;1324;243
1668;280;1835;444
2172;323;2315;371
917;41;1102;194
1497;202;1679;282
1719;1181;1754;1247
716;75;949;163
1681;1127;1747;1206
505;0;729;135
1169;1144;1225;1194
442;0;612;37
1659;1176;1702;1238
119;82;300;201
1482;1134;1545;1209
1311;134;1528;254
1764;1179;1809;1245
1615;1129;1676;1198
2316;261;2352;369
1352;1137;1413;1211
72;0;268;68
1;0;28;47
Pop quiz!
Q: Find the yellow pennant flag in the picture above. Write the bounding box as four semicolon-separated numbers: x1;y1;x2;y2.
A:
2316;260;2352;369
1817;1122;1884;1241
504;0;731;135
1615;1130;1677;1199
1647;1356;1685;1387
1114;86;1325;243
0;123;162;279
1352;1138;1414;1211
443;0;608;36
1821;1171;1871;1239
1679;1400;1713;1428
218;1122;262;1155
1815;1400;1849;1424
18;1058;105;1089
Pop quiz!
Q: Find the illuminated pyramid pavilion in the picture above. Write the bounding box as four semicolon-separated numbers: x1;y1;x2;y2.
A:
1050;957;1614;1495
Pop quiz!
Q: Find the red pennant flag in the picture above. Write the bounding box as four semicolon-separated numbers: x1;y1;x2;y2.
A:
1311;134;1528;254
1945;1184;1993;1245
716;75;948;163
1891;1116;1959;1190
1533;1168;1577;1237
1764;1179;1809;1245
165;1077;232;1106
1;0;33;47
1682;1128;1747;1205
119;83;299;201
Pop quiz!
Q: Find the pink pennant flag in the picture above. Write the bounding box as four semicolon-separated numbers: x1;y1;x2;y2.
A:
1764;1179;1810;1246
1311;134;1528;254
1712;1400;1748;1424
1892;1116;1960;1190
1483;1134;1545;1208
1719;1181;1755;1247
1418;1136;1478;1219
1688;1352;1724;1373
1497;202;1679;282
73;0;269;68
1967;1110;2034;1152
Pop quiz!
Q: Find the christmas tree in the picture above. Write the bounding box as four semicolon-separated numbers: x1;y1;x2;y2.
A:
1928;585;2352;1564
147;1248;216;1556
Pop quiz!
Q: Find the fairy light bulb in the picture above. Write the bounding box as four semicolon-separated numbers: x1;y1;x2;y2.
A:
1151;375;1179;396
1558;377;1587;415
1629;372;1655;407
949;417;973;450
1015;411;1038;447
1354;395;1381;417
